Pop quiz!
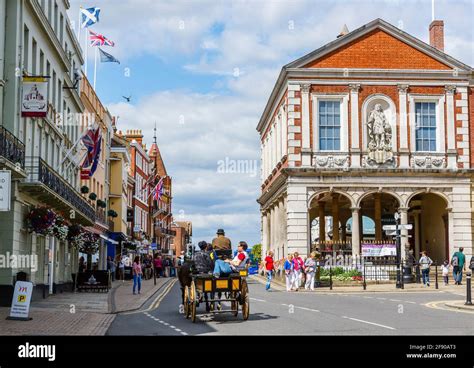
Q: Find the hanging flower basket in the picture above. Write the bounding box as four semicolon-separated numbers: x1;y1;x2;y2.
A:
107;210;118;218
52;216;69;242
26;207;57;235
80;186;90;194
79;232;100;255
88;192;97;201
96;199;106;208
68;224;84;249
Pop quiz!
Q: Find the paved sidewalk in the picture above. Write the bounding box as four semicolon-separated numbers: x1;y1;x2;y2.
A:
111;277;174;313
0;276;176;335
252;275;470;294
444;300;474;312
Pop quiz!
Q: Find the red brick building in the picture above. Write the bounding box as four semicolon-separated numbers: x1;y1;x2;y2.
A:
149;129;175;255
120;130;153;246
258;19;473;263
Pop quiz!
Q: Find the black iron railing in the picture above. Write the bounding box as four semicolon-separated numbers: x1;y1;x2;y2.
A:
95;208;107;226
0;126;25;168
26;157;95;222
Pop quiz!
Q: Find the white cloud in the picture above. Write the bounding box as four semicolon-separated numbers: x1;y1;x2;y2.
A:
72;0;473;246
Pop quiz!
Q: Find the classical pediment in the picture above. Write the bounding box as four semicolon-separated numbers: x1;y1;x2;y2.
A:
286;19;471;72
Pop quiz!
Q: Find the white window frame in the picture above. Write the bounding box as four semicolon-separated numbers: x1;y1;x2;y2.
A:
312;94;349;152
408;95;445;154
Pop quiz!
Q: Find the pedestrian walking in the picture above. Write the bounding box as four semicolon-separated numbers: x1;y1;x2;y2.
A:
419;251;433;287
304;252;317;291
107;256;116;282
469;256;474;272
264;250;275;291
441;260;450;286
292;252;304;290
153;254;162;278
117;255;125;281
451;247;466;285
78;256;86;273
132;256;143;295
284;254;295;291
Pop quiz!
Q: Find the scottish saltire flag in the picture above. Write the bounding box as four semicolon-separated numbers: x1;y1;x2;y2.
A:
80;7;100;28
98;48;120;64
89;30;115;47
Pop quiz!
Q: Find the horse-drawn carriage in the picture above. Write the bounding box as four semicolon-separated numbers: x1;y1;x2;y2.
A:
181;249;250;323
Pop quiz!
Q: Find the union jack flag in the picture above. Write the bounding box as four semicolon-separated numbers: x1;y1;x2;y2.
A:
81;128;101;170
89;30;115;47
152;178;164;201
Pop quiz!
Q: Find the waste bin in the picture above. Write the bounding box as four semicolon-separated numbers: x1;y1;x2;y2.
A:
403;266;414;283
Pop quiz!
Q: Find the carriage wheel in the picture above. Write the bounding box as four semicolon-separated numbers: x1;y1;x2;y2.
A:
241;279;250;320
190;281;197;323
231;293;239;317
183;286;190;319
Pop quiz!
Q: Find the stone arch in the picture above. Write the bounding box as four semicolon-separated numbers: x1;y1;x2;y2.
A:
361;93;398;152
308;189;356;209
356;189;402;208
405;189;451;209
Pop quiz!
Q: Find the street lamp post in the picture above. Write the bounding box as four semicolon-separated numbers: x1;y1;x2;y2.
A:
394;212;402;289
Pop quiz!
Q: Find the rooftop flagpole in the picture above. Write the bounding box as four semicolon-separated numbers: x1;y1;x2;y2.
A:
93;46;98;90
432;0;435;21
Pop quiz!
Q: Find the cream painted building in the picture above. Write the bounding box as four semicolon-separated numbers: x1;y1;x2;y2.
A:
257;19;474;264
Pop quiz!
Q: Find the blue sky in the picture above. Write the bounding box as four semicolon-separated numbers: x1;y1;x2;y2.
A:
68;0;473;247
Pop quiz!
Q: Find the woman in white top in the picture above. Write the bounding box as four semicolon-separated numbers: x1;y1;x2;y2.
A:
304;252;318;291
419;251;433;287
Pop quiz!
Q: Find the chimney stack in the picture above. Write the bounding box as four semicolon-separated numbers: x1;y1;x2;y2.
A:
429;20;444;52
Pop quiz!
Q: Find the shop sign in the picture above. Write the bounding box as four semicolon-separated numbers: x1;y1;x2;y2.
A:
21;77;48;117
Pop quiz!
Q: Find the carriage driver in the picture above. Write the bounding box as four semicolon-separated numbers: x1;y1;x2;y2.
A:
213;241;249;278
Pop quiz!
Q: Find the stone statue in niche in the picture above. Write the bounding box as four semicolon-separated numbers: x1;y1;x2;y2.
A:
366;103;393;164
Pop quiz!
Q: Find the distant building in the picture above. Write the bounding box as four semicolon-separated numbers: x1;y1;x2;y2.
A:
171;221;192;258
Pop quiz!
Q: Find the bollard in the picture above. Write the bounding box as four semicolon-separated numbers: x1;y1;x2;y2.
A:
465;272;472;306
329;266;333;290
435;262;438;290
363;262;367;291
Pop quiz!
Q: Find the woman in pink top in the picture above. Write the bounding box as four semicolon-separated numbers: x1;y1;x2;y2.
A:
132;256;143;295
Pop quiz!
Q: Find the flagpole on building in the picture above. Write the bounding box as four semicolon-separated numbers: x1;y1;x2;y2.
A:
84;31;88;77
77;7;82;42
93;46;98;90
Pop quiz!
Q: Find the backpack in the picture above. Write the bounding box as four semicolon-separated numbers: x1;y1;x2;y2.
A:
451;255;459;267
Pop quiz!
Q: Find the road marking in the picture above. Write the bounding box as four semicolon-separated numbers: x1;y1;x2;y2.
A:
121;279;177;315
363;296;373;299
389;299;401;302
406;301;417;304
296;306;320;312
376;297;387;300
144;312;190;335
250;298;266;302
424;301;474;314
342;316;396;330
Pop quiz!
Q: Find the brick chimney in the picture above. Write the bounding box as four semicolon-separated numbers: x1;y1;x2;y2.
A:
429;20;444;52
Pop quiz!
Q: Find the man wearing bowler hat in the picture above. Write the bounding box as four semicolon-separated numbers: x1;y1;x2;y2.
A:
211;229;231;251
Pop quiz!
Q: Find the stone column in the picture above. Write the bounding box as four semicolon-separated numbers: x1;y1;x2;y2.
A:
351;207;361;256
286;185;308;256
349;84;361;168
413;211;421;258
375;193;382;241
398;84;410;168
445;85;457;169
301;84;312;167
318;201;325;243
262;212;269;254
399;207;409;260
332;194;340;242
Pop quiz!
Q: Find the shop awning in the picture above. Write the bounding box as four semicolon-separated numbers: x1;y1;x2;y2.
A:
100;234;119;245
